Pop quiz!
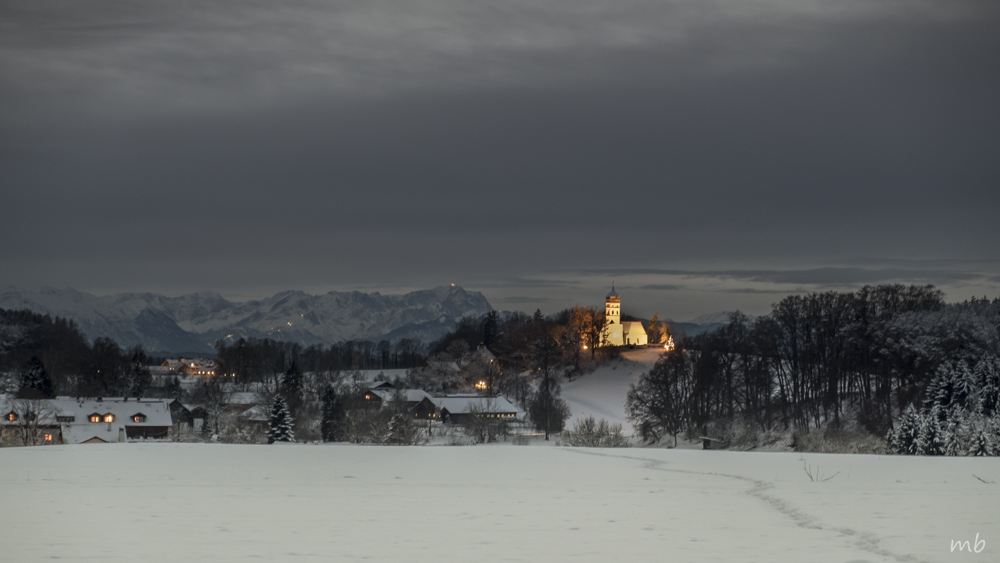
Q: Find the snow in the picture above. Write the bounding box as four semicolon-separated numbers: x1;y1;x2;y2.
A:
1;443;997;562
562;348;662;431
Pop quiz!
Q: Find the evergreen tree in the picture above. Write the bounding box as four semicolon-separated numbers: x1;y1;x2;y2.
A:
890;405;922;454
954;363;977;411
916;408;945;455
482;310;499;350
968;427;993;456
648;313;662;345
533;309;544;323
977;356;1000;416
943;406;971;456
17;356;53;399
267;395;295;444
125;345;151;399
386;411;418;445
280;362;303;419
320;385;345;442
924;364;956;412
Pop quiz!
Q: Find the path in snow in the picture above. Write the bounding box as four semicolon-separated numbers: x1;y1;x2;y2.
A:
561;347;662;431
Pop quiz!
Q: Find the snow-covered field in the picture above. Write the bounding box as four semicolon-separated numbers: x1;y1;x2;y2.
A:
2;443;997;562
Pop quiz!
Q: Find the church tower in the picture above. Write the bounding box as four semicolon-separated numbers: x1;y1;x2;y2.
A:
605;283;624;346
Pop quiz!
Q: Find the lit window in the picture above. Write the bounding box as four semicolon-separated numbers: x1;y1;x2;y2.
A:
89;414;101;423
132;413;146;423
103;414;115;423
5;412;15;421
365;394;371;400
44;434;53;442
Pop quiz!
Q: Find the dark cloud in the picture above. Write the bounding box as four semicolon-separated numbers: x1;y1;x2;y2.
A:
1;0;998;319
717;287;810;295
581;267;987;286
494;296;554;304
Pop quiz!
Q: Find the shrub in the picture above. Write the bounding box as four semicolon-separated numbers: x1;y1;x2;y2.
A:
563;416;630;448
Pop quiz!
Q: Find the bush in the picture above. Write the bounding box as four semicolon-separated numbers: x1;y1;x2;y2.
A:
564;416;630;448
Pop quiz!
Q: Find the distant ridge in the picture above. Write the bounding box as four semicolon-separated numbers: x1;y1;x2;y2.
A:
0;286;493;355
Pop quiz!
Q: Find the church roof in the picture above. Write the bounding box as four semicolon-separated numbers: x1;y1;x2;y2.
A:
606;283;620;299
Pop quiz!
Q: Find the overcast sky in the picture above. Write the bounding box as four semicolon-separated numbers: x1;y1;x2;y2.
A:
2;0;999;321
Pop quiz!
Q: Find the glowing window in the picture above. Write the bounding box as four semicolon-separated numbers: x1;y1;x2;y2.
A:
43;434;53;442
103;414;115;423
5;412;15;421
89;414;101;423
132;413;147;423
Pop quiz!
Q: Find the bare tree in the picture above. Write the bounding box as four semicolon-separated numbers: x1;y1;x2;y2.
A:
3;397;59;446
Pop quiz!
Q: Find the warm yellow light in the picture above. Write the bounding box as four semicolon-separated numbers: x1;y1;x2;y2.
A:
365;394;371;400
582;345;588;350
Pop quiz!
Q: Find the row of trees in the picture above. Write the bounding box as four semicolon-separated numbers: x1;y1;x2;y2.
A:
627;286;1000;447
214;337;426;387
1;309;153;399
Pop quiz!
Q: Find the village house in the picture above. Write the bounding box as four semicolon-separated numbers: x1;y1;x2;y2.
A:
358;383;432;410
1;397;173;445
413;395;519;424
160;358;217;376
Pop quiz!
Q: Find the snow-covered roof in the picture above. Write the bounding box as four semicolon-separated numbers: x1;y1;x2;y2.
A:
227;392;259;405
371;389;431;404
431;396;518;415
0;397;173;444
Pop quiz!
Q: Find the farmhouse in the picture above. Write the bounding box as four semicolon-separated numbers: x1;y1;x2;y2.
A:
1;397;172;446
359;387;432;410
413;396;519;424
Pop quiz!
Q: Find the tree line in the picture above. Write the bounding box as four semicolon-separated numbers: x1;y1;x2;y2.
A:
1;309;151;399
214;336;426;387
627;285;1000;448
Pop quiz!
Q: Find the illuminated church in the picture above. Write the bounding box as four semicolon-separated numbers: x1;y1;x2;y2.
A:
603;283;648;347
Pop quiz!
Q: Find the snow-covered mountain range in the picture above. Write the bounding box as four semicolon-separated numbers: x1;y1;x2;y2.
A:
0;285;493;355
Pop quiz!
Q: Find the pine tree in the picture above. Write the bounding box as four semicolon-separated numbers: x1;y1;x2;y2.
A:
482;310;499;350
890;405;922;454
977;355;1000;416
648;314;662;345
320;386;345;442
955;363;977;411
267;395;295;444
126;345;151;399
386;412;416;445
944;411;969;456
925;364;956;412
18;356;53;399
968;427;992;456
280;362;303;419
916;409;945;455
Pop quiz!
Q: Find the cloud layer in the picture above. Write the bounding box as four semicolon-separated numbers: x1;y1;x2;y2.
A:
1;0;998;319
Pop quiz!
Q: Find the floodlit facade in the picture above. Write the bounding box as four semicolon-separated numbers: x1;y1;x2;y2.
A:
601;284;648;347
622;321;648;346
604;284;624;346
